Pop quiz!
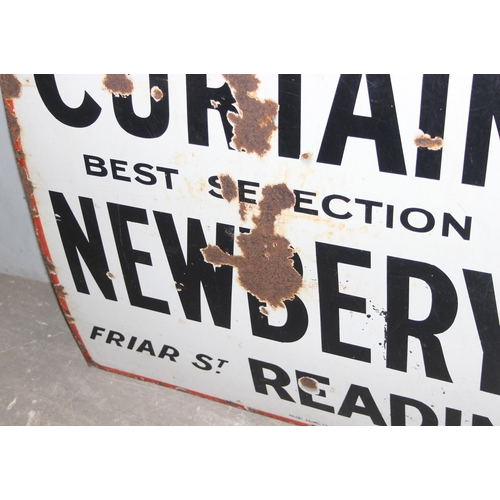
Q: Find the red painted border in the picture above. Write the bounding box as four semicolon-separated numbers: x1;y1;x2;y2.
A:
8;97;306;427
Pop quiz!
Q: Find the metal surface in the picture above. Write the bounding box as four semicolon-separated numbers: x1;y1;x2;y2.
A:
2;74;499;425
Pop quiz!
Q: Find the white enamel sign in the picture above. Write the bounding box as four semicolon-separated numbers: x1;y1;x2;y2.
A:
3;74;500;425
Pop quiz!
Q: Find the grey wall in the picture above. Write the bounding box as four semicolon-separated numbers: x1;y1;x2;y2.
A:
0;86;49;282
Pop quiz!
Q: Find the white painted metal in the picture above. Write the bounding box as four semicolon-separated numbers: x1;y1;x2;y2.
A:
5;74;499;425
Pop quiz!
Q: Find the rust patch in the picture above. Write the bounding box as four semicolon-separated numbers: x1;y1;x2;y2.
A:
103;74;134;96
219;174;238;202
106;272;115;279
42;255;56;274
239;203;249;221
300;152;311;160
151;86;163;101
223;74;278;157
17;156;34;200
202;182;302;309
298;376;320;395
4;103;20;142
414;131;444;151
54;284;68;298
0;74;21;99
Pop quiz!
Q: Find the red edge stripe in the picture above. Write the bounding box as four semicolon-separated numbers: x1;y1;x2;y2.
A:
8;98;306;427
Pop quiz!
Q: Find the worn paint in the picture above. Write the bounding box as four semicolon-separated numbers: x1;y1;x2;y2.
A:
218;174;249;220
223;74;278;157
202;181;302;309
0;74;21;99
219;174;238;202
103;74;134;96
298;376;321;395
259;306;269;316
1;75;22;144
151;86;164;102
54;284;68;298
414;131;444;150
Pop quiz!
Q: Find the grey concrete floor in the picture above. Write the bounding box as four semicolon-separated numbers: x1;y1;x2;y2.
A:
0;272;290;426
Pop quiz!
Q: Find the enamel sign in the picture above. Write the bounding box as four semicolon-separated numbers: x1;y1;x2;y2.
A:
3;74;500;425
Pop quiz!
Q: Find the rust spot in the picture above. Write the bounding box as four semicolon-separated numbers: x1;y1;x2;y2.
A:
223;74;278;157
3;99;20;143
414;131;444;151
0;74;21;99
106;272;115;279
43;255;56;274
17;159;34;200
151;86;163;101
202;182;302;309
54;284;68;298
239;203;250;221
64;312;76;324
103;74;134;97
219;174;237;202
300;152;310;160
298;376;320;395
210;99;220;109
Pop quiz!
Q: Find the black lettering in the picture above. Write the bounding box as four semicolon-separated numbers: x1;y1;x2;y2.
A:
34;74;101;128
90;326;105;339
317;75;406;175
84;154;107;177
156;167;178;189
136;339;156;356
192;353;213;370
322;194;352;219
386;257;457;382
415;75;449;180
445;407;462;426
463;270;500;395
186;74;237;148
133;163;157;185
113;75;169;139
278;75;301;159
462;75;500;186
127;336;138;350
386;204;394;228
106;330;125;346
294;190;318;216
472;414;494;426
107;203;170;314
390;394;438;426
316;242;371;362
338;384;386;425
354;198;383;224
248;358;295;402
238;180;259;204
158;345;180;361
442;213;472;241
154;213;234;328
208;175;223;199
110;159;131;182
49;191;117;301
400;208;435;233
